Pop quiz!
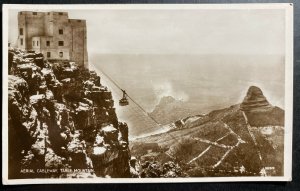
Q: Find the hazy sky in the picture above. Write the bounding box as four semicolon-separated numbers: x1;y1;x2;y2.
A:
8;8;285;56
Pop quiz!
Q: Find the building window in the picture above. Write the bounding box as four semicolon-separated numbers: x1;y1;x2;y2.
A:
47;12;50;15
47;52;51;58
59;52;63;58
58;41;64;46
59;12;63;15
37;41;39;46
77;20;81;22
32;41;35;46
46;41;50;46
20;38;23;45
19;28;23;35
59;29;63;35
33;12;37;15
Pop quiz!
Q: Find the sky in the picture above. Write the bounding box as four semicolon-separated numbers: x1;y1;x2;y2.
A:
8;8;285;56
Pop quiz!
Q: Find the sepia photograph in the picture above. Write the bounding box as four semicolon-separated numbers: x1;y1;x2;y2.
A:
2;4;293;184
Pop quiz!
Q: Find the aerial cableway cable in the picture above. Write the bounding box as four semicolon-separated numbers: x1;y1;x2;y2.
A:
92;64;190;163
91;64;177;139
97;69;157;130
94;67;158;129
95;65;162;126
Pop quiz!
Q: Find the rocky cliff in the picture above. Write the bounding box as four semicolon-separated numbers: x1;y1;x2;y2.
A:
8;48;130;178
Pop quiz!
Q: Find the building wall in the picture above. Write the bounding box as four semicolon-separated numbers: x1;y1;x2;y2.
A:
17;11;88;68
39;36;70;60
31;36;41;53
17;13;26;49
44;12;54;37
18;12;45;50
69;19;88;68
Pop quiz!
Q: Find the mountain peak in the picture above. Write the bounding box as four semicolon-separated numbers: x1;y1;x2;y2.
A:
240;86;272;111
159;96;178;105
149;96;194;125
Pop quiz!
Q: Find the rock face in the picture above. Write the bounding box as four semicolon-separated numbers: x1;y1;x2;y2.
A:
8;48;130;179
240;86;272;111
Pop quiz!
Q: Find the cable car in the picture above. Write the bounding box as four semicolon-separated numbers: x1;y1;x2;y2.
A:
119;89;129;106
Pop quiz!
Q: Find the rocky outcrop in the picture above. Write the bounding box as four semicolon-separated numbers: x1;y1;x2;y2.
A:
240;86;272;111
139;161;184;178
90;123;130;177
8;48;130;179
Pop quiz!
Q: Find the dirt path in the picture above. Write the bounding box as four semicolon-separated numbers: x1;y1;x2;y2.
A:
188;130;233;164
187;145;212;164
241;111;263;161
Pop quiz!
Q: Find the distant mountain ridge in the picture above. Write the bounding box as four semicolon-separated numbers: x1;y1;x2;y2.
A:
130;86;284;177
149;96;198;125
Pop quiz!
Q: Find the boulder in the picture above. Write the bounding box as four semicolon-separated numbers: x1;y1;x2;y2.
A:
102;124;118;142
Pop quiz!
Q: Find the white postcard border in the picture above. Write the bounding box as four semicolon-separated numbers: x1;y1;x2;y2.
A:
2;3;293;184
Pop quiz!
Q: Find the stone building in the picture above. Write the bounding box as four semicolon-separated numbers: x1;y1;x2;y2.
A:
17;11;88;68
